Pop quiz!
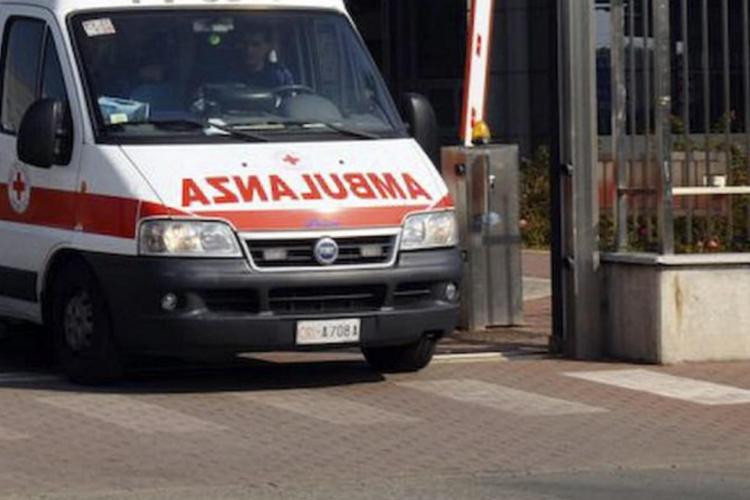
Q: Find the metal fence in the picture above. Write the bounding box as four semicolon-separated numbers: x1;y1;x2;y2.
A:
600;0;750;254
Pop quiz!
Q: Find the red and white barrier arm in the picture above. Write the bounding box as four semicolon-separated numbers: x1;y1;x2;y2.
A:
460;0;495;146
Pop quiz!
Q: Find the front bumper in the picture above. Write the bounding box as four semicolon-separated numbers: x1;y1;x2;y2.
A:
85;249;462;355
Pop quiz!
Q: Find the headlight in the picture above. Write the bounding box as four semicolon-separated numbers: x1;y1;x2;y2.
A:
139;220;242;257
400;211;458;250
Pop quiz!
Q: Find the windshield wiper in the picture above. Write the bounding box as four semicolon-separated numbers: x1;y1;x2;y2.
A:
288;120;380;140
237;120;380;140
105;119;270;143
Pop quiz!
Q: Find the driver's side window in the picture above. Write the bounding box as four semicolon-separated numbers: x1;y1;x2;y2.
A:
41;33;69;103
0;18;45;134
0;18;70;135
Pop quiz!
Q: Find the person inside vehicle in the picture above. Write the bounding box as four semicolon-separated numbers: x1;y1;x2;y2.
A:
130;36;183;116
86;36;129;98
236;23;294;88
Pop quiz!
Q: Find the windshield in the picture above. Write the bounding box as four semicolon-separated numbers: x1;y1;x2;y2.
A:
70;10;406;143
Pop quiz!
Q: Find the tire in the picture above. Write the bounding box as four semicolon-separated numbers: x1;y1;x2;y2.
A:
362;336;437;373
50;260;123;384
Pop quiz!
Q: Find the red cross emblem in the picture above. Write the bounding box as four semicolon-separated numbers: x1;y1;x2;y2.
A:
12;172;26;201
282;154;300;166
7;167;30;214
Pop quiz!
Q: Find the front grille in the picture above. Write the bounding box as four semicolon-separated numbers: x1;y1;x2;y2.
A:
270;286;386;315
202;290;260;314
246;235;397;269
393;282;436;308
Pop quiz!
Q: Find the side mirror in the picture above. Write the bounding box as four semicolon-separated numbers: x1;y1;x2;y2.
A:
17;99;72;169
401;93;440;167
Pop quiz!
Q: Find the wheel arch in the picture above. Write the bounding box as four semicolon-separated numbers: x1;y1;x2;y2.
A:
40;248;90;327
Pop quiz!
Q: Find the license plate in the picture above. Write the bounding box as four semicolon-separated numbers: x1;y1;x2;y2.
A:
296;319;361;346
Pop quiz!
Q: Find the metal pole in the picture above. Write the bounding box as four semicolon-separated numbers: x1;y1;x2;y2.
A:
643;0;654;245
629;0;638;245
722;0;733;245
556;0;602;359
743;0;750;240
681;0;693;245
701;0;712;239
653;0;674;254
613;0;628;251
550;0;565;352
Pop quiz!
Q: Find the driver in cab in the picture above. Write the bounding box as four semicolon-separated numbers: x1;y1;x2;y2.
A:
235;24;294;89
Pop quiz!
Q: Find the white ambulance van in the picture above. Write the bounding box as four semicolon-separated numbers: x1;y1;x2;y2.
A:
0;0;461;382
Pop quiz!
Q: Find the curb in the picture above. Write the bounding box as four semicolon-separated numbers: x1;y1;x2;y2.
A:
433;350;549;364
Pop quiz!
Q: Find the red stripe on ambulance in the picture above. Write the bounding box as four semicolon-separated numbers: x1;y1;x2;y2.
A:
1;183;155;238
1;183;140;237
1;182;452;235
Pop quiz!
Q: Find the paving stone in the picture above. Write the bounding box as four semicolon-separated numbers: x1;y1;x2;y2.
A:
398;378;607;416
0;358;749;497
37;394;227;434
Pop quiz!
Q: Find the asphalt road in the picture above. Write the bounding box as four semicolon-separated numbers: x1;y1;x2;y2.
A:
20;465;750;500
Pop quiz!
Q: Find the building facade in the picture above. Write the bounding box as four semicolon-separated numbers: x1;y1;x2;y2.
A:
348;0;557;156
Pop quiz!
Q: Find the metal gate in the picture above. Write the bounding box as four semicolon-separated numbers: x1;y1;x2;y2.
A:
554;0;750;356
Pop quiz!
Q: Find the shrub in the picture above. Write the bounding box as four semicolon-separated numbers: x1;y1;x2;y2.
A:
519;143;750;253
520;146;551;248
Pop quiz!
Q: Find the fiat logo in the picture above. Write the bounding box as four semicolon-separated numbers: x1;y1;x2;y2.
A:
314;237;339;266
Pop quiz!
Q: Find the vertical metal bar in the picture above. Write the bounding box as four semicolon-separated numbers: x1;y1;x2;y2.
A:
723;0;733;244
745;0;750;162
723;0;732;145
556;0;602;359
613;0;628;251
743;0;750;240
681;0;693;245
701;0;712;238
629;0;638;247
701;0;711;180
653;0;674;254
550;0;565;351
643;0;654;244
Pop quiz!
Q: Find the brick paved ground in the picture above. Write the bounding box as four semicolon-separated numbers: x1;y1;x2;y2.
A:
0;356;749;498
521;250;552;280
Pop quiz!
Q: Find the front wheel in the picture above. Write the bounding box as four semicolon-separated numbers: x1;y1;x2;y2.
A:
362;337;437;373
51;261;123;384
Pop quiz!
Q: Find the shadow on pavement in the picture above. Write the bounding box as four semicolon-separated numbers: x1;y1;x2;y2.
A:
0;322;53;373
120;355;387;395
1;320;550;395
0;322;385;395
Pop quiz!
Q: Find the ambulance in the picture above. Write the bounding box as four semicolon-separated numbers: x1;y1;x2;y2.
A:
0;0;461;382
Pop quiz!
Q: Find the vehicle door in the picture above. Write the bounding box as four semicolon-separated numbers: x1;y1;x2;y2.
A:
0;8;82;320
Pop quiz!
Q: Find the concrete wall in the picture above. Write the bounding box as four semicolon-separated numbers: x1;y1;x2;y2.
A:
604;254;750;363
